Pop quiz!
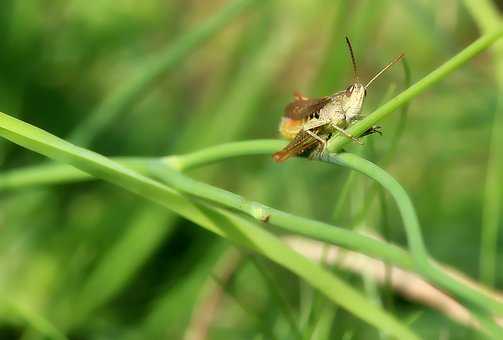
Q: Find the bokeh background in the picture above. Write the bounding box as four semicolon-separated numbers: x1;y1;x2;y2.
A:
0;0;502;339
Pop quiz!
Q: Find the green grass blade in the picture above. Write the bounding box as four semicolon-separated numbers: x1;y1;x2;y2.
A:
0;112;420;340
327;27;503;152
154;150;503;320
321;153;503;325
0;157;153;189
60;208;176;329
139;241;228;339
249;257;302;339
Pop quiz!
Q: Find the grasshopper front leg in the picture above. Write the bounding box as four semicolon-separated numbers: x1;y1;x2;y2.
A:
330;123;363;145
303;117;362;146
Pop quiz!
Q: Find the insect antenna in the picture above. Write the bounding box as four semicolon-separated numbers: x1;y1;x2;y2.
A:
345;36;358;80
365;53;405;89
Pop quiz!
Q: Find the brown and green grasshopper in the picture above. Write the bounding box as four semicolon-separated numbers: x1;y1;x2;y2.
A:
273;37;403;162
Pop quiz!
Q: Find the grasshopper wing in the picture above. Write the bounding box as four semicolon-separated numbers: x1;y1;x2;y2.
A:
284;96;331;120
273;129;321;162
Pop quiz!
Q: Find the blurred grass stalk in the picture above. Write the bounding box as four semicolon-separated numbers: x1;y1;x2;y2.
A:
463;0;503;288
48;0;299;335
139;240;230;340
69;0;258;147
64;0;287;332
1;0;261;336
62;206;177;328
140;2;367;337
2;0;350;335
0;297;67;340
137;1;347;337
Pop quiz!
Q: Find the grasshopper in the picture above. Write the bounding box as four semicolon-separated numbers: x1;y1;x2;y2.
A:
273;37;403;162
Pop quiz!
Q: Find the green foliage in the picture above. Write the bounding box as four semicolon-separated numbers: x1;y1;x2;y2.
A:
0;1;502;339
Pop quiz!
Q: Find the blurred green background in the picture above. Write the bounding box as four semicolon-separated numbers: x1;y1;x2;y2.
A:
0;0;502;339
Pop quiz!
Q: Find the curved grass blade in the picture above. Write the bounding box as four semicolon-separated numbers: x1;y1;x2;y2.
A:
0;112;419;339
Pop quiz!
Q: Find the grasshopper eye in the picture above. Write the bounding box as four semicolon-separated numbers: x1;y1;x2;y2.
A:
345;85;354;97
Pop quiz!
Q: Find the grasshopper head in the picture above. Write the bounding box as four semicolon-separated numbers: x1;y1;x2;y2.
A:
342;82;366;121
340;37;403;123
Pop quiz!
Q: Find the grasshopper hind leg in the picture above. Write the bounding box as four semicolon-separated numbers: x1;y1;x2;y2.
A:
305;130;327;150
305;133;332;161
